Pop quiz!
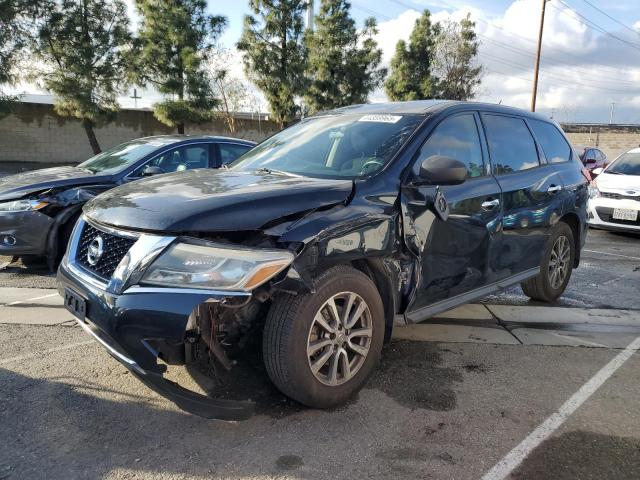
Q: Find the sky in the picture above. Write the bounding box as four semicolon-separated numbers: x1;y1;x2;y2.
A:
22;0;640;123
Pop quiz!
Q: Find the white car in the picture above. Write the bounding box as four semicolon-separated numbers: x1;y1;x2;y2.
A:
588;147;640;233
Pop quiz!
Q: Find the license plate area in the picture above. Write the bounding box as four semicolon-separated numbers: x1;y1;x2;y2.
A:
612;208;638;221
64;288;86;321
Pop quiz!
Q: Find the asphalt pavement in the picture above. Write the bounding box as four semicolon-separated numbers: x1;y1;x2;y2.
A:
0;227;639;479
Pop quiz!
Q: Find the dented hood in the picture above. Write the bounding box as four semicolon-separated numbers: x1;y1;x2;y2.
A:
0;166;111;201
84;169;353;233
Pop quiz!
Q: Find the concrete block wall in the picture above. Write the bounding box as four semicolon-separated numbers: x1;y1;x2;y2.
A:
0;103;279;164
562;124;640;161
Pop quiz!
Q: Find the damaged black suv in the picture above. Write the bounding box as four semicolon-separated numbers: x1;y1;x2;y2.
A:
57;101;588;419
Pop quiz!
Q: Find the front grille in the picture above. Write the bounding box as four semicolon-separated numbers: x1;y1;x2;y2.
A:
601;192;640;201
76;223;136;280
595;207;640;226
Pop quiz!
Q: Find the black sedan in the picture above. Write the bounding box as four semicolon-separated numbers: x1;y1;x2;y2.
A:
0;135;255;268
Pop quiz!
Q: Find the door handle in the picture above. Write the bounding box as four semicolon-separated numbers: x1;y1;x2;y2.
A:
481;198;500;210
547;185;562;193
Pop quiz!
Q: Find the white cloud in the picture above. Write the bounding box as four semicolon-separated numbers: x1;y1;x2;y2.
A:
372;0;640;122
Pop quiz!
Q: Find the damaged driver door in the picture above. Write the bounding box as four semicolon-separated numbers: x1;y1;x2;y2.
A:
400;112;503;321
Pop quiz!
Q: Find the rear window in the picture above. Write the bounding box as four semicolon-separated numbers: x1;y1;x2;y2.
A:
483;115;540;174
529;119;571;164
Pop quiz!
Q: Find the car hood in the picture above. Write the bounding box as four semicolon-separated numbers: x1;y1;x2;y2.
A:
84;169;354;233
596;172;640;192
0;166;111;201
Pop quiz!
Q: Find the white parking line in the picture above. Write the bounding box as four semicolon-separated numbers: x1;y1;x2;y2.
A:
0;340;94;366
583;249;640;261
1;293;59;307
481;335;640;480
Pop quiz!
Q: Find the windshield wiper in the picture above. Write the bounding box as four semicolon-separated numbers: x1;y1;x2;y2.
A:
255;167;293;176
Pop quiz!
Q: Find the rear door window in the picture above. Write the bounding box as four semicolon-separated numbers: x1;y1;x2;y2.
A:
482;115;540;174
528;119;571;164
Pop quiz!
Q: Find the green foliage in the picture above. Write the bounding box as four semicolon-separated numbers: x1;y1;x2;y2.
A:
0;0;48;118
134;0;227;133
237;0;307;128
432;14;482;100
37;0;131;152
304;1;385;113
385;10;481;102
385;10;435;101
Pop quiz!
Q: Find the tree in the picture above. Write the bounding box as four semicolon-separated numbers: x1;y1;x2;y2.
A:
304;1;385;113
36;0;131;153
237;0;307;128
135;0;227;134
384;10;435;101
208;48;251;134
0;0;47;117
431;14;482;100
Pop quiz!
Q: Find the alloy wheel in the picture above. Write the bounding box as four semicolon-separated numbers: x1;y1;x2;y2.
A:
306;292;373;386
548;235;571;289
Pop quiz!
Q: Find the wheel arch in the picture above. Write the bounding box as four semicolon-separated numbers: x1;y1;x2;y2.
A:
559;212;581;268
350;258;397;343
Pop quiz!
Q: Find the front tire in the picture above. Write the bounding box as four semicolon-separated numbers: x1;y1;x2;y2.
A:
521;222;575;302
263;265;385;408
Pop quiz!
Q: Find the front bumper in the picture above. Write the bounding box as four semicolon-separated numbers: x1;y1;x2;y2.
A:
588;197;640;233
57;257;255;420
0;210;54;255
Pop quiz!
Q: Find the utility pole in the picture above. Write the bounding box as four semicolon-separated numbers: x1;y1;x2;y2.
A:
609;102;615;124
531;0;549;112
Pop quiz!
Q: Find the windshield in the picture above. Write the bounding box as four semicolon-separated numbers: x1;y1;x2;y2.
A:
606;152;640;176
78;139;169;174
231;113;424;179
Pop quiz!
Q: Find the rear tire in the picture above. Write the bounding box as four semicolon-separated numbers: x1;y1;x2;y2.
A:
263;265;385;408
521;222;575;302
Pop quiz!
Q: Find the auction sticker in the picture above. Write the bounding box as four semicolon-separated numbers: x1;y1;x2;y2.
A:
358;114;402;123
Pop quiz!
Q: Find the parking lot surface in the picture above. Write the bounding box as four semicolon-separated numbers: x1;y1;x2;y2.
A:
1;227;639;479
1;322;639;480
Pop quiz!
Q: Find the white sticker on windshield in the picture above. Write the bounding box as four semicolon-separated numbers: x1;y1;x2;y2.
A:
358;114;402;124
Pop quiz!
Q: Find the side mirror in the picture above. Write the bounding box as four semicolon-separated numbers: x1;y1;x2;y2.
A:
591;167;603;176
141;166;164;177
418;155;467;186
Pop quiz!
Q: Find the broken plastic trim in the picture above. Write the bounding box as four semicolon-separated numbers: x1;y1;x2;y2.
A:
75;316;254;420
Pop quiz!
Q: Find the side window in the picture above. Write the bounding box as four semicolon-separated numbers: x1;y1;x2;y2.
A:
414;114;484;178
149;145;209;173
130;145;209;178
528;119;571;164
483;115;540;174
219;143;252;166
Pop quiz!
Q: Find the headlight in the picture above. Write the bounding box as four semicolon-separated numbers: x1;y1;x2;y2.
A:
588;184;601;198
0;199;48;212
141;241;295;291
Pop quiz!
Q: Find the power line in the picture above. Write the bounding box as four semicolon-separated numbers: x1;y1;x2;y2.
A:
353;0;640;96
579;0;640;39
552;0;640;53
381;0;640;83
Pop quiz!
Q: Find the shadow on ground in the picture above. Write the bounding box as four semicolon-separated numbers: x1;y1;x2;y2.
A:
512;430;640;479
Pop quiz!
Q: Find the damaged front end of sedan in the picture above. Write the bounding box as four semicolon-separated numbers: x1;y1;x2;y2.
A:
0;185;110;269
